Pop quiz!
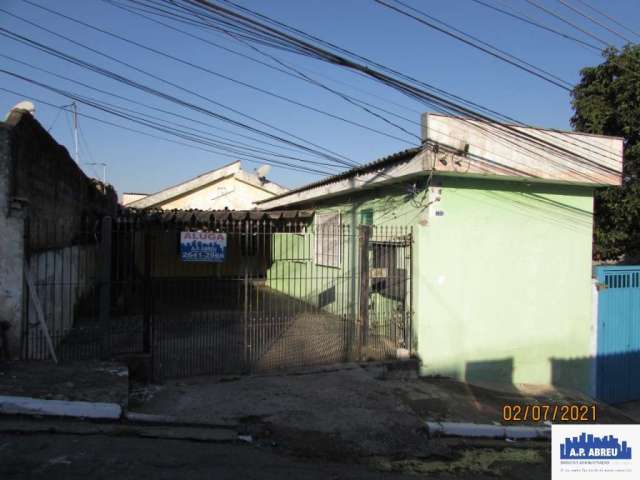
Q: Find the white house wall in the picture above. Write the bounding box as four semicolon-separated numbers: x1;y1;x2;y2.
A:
158;176;280;210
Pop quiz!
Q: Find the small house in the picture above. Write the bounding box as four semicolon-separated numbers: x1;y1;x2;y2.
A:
256;113;624;395
122;160;287;210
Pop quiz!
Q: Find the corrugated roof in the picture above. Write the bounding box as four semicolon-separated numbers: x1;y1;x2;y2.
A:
255;147;421;204
118;207;314;225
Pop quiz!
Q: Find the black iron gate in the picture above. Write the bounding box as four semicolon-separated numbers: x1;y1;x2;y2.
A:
22;216;150;361
23;213;412;379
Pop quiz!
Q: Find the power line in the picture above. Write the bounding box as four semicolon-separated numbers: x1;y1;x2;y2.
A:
523;0;613;48
16;0;420;145
136;0;522;124
2;70;344;172
0;26;356;170
160;0;423;137
102;0;422;139
102;0;423;128
2;53;327;158
209;0;621;165
210;0;562;125
5;0;620;182
4;53;346;167
45;104;67;132
0;11;355;167
573;0;640;40
0;54;354;174
468;0;602;52
555;0;632;43
174;0;620;179
11;55;569;185
473;1;640;85
0;86;338;178
374;0;573;91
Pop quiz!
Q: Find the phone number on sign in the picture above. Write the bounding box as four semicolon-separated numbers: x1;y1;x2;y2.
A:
502;404;597;423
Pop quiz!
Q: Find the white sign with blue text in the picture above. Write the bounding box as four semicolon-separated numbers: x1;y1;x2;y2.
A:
180;231;226;262
552;424;640;479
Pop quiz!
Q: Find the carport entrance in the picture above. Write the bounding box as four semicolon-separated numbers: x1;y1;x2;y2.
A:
22;211;412;379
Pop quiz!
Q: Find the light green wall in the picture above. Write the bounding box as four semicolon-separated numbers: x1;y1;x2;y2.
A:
265;183;421;356
417;177;595;392
266;175;596;393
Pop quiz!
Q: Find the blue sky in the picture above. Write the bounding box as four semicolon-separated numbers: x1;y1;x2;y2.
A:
1;0;638;197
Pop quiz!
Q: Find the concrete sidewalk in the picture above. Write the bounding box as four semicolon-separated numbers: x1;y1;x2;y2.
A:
0;361;128;418
130;362;635;457
389;375;634;425
132;363;430;458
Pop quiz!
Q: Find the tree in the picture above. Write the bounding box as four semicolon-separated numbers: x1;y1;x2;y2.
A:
571;45;640;261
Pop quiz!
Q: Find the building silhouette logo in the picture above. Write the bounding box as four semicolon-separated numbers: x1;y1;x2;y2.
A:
560;432;632;460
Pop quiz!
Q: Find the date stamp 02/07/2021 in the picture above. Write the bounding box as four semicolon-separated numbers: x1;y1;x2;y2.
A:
502;404;598;423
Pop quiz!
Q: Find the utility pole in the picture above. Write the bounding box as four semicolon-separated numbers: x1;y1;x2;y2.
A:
71;101;80;164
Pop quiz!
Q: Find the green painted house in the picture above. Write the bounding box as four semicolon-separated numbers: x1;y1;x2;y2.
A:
257;113;624;395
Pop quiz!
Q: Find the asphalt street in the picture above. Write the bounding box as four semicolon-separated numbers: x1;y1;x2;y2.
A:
0;431;550;479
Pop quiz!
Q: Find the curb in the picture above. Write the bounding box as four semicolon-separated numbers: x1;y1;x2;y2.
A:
0;395;121;420
0;417;241;443
425;421;550;440
124;411;238;429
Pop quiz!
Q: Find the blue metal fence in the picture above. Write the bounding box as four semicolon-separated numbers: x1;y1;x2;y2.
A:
595;265;640;404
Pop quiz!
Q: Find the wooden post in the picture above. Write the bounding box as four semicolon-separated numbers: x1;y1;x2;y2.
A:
99;216;112;359
23;262;57;363
358;225;371;360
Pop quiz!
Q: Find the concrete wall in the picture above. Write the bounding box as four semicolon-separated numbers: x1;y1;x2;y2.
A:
422;113;623;186
4;111;116;246
0;122;25;357
266;174;597;395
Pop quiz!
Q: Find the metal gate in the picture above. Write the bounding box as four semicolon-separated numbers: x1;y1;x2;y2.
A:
595;265;640;404
22;213;413;380
22;216;150;361
150;218;413;379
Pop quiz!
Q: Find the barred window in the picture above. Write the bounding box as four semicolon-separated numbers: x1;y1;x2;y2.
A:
314;212;341;267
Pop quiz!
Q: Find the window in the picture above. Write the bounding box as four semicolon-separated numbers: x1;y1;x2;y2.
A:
371;241;406;300
314;212;341;267
360;209;373;225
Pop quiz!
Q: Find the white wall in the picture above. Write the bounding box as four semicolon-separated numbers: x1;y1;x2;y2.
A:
159;176;279;210
25;245;96;359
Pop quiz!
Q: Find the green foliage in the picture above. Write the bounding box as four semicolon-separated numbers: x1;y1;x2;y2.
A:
571;45;640;261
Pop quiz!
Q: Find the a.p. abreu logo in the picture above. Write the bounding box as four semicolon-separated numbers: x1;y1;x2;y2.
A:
560;432;632;460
